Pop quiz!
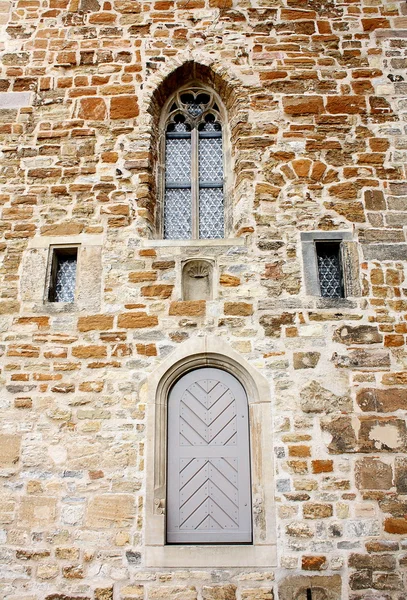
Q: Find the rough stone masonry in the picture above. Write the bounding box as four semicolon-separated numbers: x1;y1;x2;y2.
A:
1;0;407;598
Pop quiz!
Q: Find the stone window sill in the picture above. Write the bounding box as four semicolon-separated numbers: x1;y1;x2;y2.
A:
141;238;245;248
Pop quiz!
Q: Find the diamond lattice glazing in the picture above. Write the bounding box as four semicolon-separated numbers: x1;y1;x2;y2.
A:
55;258;77;302
199;137;223;183
165;138;191;184
199;188;224;239
164;189;192;239
317;251;342;298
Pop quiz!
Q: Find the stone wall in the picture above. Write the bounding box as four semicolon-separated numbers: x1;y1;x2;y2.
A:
1;0;407;598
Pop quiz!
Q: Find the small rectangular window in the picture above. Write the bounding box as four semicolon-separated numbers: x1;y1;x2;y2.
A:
315;242;344;298
48;247;78;303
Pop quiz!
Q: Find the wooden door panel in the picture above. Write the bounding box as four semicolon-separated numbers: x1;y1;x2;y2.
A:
167;367;252;544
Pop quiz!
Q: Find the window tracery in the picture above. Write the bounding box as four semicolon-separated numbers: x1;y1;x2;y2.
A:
162;88;225;240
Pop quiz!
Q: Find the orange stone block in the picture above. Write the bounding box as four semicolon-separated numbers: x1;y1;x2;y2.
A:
169;301;206;317
78;97;107;120
77;315;114;332
110;96;139;120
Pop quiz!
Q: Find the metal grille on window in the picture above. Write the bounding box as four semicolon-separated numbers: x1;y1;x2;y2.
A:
316;243;343;298
164;119;192;240
55;258;77;302
198;117;224;238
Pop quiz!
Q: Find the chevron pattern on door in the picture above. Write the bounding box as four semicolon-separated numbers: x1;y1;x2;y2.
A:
167;367;252;544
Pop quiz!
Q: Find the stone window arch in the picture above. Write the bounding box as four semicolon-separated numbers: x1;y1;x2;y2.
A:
144;337;276;567
158;85;229;240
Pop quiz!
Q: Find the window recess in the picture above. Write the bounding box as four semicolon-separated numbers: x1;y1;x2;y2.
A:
48;247;78;303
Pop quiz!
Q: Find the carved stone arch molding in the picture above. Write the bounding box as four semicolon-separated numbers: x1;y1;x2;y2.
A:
143;336;277;568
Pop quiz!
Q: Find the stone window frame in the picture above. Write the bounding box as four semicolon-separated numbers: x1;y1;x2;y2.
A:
143;336;277;568
20;234;103;314
301;231;361;300
156;83;233;240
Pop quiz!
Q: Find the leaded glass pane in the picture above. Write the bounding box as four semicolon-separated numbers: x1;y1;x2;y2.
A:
199;188;224;239
316;244;343;298
165;137;191;185
164;189;192;239
199;137;223;183
55;258;77;302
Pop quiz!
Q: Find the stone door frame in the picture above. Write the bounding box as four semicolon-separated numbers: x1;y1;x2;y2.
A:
144;336;277;567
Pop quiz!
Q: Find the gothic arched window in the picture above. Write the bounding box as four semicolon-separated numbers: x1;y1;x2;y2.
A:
161;87;225;240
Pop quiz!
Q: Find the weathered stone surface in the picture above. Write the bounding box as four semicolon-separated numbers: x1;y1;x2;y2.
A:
332;350;390;369
149;587;198;599
356;388;407;412
300;381;352;414
355;458;393;490
169;301;206;316
278;575;341;600
19;496;57;526
395;457;407;493
303;503;333;519
293;352;320;370
202;585;237;599
0;434;21;467
86;495;135;528
117;312;158;328
333;325;382;345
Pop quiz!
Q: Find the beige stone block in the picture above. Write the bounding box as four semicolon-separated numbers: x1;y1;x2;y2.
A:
120;584;144;598
0;494;15;524
86;494;135;528
0;434;21;467
149;587;197;599
19;496;57;526
37;562;59;579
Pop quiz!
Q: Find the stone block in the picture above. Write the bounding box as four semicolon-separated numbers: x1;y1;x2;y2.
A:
395;457;407;493
300;381;351;414
356;388;407;412
293;352;320;369
301;555;327;570
333;325;382;345
332;350;390;369
117;312;158;328
149;587;197;599
202;585;237;599
0;434;21;467
355;458;393;490
362;244;407;261
86;495;134;528
110;95;139;119
240;590;273;599
77;315;114;332
282;96;324;115
19;496;57;526
303;503;333;519
169;301;206;316
278;575;341;600
224;302;253;316
78;97;107;120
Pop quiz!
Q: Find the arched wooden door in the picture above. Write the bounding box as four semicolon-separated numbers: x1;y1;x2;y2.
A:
167;367;252;544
